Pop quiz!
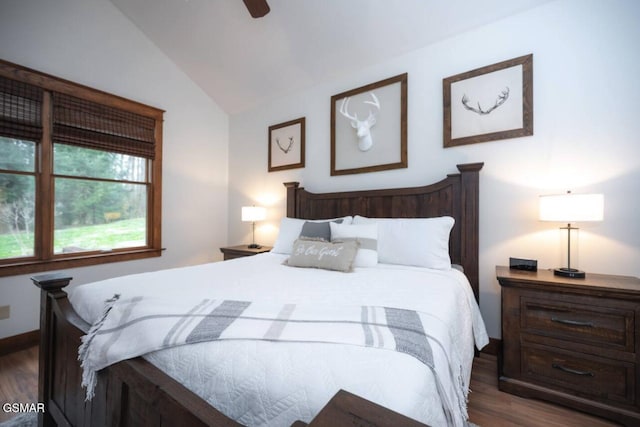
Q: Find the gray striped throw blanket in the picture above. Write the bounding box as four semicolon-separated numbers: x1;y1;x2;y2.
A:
79;294;468;425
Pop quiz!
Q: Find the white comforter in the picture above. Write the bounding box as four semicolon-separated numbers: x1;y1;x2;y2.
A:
68;253;488;427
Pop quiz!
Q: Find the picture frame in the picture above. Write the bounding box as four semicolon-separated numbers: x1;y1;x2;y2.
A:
331;73;407;176
443;54;533;148
268;117;305;172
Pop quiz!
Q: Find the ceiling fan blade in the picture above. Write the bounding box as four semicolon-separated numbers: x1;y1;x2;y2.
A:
242;0;270;18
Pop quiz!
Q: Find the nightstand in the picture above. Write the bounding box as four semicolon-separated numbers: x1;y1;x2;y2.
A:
497;266;640;426
219;244;272;260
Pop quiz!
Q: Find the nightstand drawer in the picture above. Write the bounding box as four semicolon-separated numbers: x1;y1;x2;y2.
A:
522;344;635;406
521;296;634;352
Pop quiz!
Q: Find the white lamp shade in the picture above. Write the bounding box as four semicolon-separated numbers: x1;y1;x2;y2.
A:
241;206;266;222
539;193;604;222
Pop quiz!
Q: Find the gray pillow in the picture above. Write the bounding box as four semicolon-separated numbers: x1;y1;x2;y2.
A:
299;219;343;241
283;238;359;272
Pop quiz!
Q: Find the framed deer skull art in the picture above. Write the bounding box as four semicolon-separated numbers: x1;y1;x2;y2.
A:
443;54;533;147
331;73;407;176
268;117;305;172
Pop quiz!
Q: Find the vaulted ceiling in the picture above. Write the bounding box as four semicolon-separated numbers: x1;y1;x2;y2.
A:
111;0;553;114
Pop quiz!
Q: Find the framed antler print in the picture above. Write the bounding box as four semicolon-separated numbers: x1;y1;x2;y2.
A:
443;54;533;148
268;117;305;172
331;73;407;176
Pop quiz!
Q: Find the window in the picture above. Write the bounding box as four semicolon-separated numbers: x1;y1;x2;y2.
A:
53;145;148;254
0;60;163;276
0;137;37;260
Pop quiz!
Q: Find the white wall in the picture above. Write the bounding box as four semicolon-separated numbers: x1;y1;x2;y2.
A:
228;0;640;339
0;0;229;339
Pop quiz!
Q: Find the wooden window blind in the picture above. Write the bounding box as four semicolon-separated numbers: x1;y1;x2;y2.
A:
0;76;43;142
52;92;156;159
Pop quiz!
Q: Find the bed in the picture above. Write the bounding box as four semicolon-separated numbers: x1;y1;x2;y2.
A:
33;162;486;427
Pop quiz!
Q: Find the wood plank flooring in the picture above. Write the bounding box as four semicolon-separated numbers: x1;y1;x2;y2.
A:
0;346;620;425
0;345;38;423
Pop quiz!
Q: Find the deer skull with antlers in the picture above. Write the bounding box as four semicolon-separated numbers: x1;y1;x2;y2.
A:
339;92;381;152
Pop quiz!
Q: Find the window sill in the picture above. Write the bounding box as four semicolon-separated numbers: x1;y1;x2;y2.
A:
0;248;163;278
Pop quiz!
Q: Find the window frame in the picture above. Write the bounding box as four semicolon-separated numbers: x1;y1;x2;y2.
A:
0;60;163;277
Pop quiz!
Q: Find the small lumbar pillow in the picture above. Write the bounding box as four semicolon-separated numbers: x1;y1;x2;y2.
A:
330;222;378;267
272;216;352;254
283;238;359;272
299;219;343;241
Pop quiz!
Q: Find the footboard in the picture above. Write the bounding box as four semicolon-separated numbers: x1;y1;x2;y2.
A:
32;273;240;427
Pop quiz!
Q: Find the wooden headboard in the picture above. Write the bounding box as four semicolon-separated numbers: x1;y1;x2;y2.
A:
284;162;483;302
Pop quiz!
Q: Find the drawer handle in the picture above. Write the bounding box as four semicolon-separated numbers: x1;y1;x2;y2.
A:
551;317;594;327
552;363;594;377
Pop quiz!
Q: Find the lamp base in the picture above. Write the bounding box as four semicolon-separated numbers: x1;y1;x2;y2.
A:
553;267;586;279
248;243;262;249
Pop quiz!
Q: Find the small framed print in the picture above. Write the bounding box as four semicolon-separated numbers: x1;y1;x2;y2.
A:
268;117;305;172
443;54;533;148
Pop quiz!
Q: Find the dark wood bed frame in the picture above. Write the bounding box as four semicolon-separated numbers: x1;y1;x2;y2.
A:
32;162;483;426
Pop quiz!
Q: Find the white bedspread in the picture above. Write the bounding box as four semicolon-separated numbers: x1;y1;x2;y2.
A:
68;253;488;427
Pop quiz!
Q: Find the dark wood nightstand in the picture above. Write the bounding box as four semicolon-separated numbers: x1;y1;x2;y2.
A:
291;389;426;427
497;265;640;426
219;244;272;260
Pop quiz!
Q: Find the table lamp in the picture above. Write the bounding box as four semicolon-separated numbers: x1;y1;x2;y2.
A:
241;206;266;248
539;191;603;278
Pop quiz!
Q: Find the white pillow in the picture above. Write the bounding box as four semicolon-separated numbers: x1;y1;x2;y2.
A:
272;216;353;254
330;222;378;267
352;215;454;269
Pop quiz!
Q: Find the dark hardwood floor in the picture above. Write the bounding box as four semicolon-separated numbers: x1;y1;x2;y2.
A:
0;345;38;423
0;346;620;425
